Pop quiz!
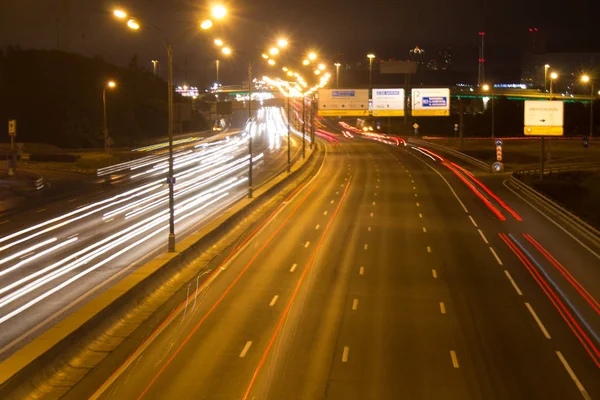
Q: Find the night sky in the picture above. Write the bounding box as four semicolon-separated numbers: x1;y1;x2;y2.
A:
1;0;598;84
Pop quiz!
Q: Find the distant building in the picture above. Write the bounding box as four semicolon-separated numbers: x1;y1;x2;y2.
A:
409;46;426;65
521;28;599;93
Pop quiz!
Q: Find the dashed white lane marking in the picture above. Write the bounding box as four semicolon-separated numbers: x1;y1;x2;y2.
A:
324;211;328;216
377;179;380;182
330;200;334;204
450;351;460;368
411;180;415;183
352;299;359;310
36;208;47;213
359;266;365;275
315;224;320;230
67;198;77;203
440;302;447;314
432;269;438;278
489;247;503;265
290;263;297;272
305;241;311;248
504;270;523;295
370;213;374;217
478;229;489;244
376;185;379;189
427;246;432;253
419;213;423;218
468;215;478;227
422;227;427;233
374;193;377;196
368;226;372;232
0;220;9;225
556;351;591;400
416;202;420;207
415;193;418;198
336;191;339;195
104;218;114;223
342;346;350;362
364;244;368;250
525;302;551;339
240;341;253;358
373;201;376;206
269;295;279;306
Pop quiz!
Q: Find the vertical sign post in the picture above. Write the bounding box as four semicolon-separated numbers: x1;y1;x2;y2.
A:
8;120;16;177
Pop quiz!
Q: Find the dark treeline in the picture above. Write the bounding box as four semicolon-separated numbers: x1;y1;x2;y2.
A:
0;48;207;149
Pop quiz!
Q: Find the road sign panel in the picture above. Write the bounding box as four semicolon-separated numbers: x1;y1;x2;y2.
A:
495;138;503;147
524;101;564;136
413;123;419;129
492;162;504;172
318;89;369;117
8;120;16;137
372;89;405;116
583;137;589;148
412;88;450;117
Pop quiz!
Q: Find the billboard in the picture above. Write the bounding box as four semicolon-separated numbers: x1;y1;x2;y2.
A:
411;88;450;116
372;89;405;116
380;61;417;75
318;89;369;116
524;100;564;136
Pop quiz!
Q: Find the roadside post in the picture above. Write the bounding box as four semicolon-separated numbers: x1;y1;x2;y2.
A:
413;123;419;136
583;136;589;157
523;100;564;180
7;120;16;177
492;138;504;173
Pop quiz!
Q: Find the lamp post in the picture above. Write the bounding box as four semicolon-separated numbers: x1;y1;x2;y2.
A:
544;64;550;92
113;6;224;252
102;80;116;153
334;63;341;88
367;54;375;95
549;71;558;99
482;84;494;138
152;60;159;76
582;75;594;137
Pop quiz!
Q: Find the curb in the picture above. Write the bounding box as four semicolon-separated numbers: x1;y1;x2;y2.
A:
0;144;322;399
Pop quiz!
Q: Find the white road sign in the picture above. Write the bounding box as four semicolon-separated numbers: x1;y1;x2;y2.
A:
372;89;405;116
412;88;450;116
318;89;369;116
524;100;564;136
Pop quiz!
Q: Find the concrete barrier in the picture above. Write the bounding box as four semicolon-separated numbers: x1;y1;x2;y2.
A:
0;143;323;399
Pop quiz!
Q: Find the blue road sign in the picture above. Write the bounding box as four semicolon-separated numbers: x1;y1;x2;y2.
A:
492;162;503;172
422;97;447;107
583;137;589;148
495;139;503;147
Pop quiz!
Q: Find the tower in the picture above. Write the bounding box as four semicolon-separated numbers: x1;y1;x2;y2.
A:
478;32;485;86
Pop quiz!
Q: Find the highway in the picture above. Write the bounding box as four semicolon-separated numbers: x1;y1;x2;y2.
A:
72;131;600;399
0;106;303;359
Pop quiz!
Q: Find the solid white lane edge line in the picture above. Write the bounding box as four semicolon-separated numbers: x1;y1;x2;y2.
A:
342;346;350;362
240;341;252;358
440;302;447;314
359;266;365;275
525;302;551;339
504;270;523;295
478;229;489;244
432;269;438;278
290;263;297;272
36;208;46;213
556;351;592;400
450;351;460;368
305;241;310;248
489;247;503;265
352;299;359;310
468;215;478;227
269;295;279;306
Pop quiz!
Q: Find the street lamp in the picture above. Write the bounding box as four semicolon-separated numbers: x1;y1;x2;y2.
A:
267;59;276;66
211;5;227;19
277;38;288;48
302;59;310;66
103;80;116;153
334;63;341;88
214;38;224;47
151;60;159;76
550;72;558;99
367;53;376;95
483;83;495;138
113;7;223;252
308;52;317;61
269;47;279;56
581;75;594;137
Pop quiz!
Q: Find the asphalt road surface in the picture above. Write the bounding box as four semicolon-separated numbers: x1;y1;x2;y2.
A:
79;135;600;400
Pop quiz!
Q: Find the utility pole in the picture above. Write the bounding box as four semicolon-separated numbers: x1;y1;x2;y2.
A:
247;62;253;198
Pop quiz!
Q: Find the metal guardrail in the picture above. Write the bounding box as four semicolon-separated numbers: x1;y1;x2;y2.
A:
408;138;490;172
514;160;600;177
508;169;600;248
